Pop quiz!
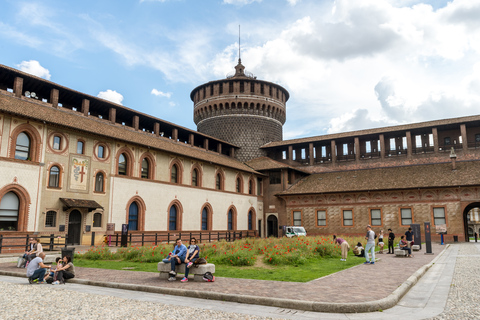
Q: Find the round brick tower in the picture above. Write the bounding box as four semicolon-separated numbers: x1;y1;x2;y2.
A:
191;60;289;162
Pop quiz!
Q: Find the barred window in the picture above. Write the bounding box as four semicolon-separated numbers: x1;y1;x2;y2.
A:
93;212;102;228
45;211;56;227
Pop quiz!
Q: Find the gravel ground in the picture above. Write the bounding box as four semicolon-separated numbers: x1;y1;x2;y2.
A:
430;243;480;320
0;281;274;320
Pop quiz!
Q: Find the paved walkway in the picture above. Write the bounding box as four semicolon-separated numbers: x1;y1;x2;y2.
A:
0;243;444;311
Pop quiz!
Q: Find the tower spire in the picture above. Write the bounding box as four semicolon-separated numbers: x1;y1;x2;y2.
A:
238;25;241;64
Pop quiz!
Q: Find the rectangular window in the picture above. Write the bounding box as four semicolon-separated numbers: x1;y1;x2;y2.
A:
282;150;287;160
343;210;353;226
301;149;306;159
378;140;381;152
401;208;413;225
433;207;446;225
317;210;326;226
77;141;84;154
269;171;281;184
415;135;422;148
53;136;61;150
210;85;213;96
366;141;371;153
240;81;244;92
219;83;223;94
293;211;302;226
370;209;382;226
250;82;255;93
229;82;233;93
260;84;264;94
257;178;262;195
390;138;396;151
343;143;348;155
321;146;326;158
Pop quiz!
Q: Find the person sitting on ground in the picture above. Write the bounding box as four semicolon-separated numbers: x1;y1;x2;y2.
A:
167;238;187;281
333;235;350;262
399;235;413;257
53;255;75;284
353;242;365;257
181;238;200;282
26;252;51;284
44;257;63;283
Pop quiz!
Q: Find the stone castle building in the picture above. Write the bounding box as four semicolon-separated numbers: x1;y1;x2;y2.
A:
1;60;479;246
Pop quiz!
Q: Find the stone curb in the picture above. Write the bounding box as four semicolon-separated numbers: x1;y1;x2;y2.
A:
0;246;449;314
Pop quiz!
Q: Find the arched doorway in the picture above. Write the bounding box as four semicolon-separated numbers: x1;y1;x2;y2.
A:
267;215;278;237
463;202;480;242
67;210;82;245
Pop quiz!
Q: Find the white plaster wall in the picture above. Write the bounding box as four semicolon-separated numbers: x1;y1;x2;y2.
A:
0;161;41;231
110;177;259;232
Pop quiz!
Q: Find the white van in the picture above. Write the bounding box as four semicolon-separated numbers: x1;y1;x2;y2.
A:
285;226;307;237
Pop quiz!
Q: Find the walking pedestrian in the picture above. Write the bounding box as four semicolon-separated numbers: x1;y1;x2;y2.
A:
364;225;376;265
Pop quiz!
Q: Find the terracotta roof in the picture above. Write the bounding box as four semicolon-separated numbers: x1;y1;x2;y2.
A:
262;115;480;148
0;64;237;149
60;198;103;210
245;156;309;173
0;93;259;174
277;161;480;196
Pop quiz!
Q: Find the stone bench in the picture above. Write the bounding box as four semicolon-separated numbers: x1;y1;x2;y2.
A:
412;245;420;251
157;262;215;281
394;249;407;257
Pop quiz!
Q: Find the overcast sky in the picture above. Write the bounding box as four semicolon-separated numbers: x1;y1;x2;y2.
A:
1;0;480;140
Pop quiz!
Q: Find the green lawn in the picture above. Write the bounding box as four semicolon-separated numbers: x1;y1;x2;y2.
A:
74;255;366;282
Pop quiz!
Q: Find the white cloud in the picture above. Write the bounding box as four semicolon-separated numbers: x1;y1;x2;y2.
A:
151;89;172;98
16;60;51;80
206;0;480;138
97;90;124;105
223;0;261;5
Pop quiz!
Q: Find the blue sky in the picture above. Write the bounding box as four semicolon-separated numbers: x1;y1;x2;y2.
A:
1;0;480;140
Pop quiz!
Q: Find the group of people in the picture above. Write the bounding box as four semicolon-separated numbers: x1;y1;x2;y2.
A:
335;226;416;263
23;238;75;284
163;238;200;282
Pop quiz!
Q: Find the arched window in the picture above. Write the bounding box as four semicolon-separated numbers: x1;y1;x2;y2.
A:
202;207;208;230
128;202;138;231
93;212;102;228
192;168;198;186
236;177;241;193
45;210;56;227
15;132;30;160
228;209;234;230
0;192;19;230
118;153;127;175
169;205;177;230
215;172;224;190
248;179;255;195
95;172;104;192
48;166;60;188
171;164;178;183
248;210;253;230
141;158;149;179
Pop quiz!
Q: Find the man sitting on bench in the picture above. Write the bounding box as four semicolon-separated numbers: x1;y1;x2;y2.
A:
166;238;187;281
399;235;413;257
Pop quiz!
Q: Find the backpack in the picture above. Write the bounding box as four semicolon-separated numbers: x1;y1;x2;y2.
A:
203;272;215;282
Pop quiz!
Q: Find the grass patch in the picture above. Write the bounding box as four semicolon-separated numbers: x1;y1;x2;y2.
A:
74;259;158;273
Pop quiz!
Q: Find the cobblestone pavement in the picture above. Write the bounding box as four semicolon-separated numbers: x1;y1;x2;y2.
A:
0;243;443;304
430;243;480;320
